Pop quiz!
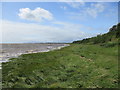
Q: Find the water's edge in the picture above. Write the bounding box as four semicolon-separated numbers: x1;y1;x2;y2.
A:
0;44;70;69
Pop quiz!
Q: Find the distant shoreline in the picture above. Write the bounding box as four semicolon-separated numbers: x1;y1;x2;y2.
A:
0;43;71;45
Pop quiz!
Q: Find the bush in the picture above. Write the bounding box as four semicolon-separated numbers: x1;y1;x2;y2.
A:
100;42;118;48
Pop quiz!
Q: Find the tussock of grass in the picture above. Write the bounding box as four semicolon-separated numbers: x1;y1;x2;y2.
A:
2;44;118;88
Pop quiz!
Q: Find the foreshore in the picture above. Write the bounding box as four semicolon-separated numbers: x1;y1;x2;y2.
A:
0;43;69;69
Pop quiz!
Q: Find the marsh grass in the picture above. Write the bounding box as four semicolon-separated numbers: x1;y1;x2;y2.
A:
2;44;118;88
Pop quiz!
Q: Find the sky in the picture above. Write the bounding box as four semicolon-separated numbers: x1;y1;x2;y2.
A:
0;1;118;43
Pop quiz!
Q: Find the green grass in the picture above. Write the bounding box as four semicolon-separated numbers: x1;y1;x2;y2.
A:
0;69;2;89
2;44;118;88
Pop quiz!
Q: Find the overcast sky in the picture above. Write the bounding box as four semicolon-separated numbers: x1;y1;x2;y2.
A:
1;1;118;43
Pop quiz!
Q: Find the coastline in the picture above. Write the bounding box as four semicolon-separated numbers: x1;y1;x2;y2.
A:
0;44;70;69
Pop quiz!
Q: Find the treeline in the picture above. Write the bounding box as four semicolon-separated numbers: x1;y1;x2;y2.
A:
73;23;120;44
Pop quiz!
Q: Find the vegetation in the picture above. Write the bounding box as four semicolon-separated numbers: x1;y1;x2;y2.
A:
2;23;119;88
73;23;120;45
2;44;118;88
0;69;2;89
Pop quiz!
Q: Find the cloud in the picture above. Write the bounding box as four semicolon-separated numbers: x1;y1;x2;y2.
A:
59;0;85;9
67;2;85;8
86;3;105;18
18;7;53;22
58;0;118;2
60;6;67;10
65;0;85;8
67;2;105;19
1;20;96;43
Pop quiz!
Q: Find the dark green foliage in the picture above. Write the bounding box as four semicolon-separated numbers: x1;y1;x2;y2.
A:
73;23;120;44
116;23;120;38
100;42;118;48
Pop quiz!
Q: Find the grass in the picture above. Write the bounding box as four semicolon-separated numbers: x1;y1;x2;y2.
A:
2;44;118;88
0;69;2;89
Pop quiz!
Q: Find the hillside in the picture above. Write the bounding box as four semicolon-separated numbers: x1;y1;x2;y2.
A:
73;23;120;46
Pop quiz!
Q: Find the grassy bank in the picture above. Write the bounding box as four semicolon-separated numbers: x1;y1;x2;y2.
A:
2;44;118;88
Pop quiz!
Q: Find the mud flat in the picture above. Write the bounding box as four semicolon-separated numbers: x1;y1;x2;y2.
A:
0;43;69;64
